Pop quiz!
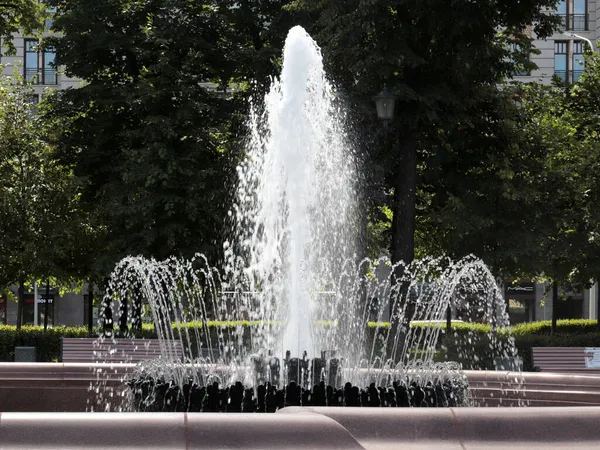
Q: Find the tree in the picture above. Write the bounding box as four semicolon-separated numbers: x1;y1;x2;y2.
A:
0;0;45;55
45;1;241;278
0;72;85;328
46;1;312;279
415;85;550;277
418;51;600;331
521;49;600;331
290;0;561;272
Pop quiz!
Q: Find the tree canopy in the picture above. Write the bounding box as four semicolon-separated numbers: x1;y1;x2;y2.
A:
46;1;234;274
0;0;45;55
20;0;599;294
522;49;600;288
290;0;561;274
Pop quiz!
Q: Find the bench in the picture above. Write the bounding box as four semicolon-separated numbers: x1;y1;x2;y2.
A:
532;347;600;373
61;338;185;363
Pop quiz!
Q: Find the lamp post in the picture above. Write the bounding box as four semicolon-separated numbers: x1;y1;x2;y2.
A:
373;85;416;269
374;85;418;336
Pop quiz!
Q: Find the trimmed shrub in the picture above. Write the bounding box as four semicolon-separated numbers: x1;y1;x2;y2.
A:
2;320;600;367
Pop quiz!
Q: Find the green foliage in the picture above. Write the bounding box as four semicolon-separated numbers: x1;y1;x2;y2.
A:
435;320;600;370
369;319;598;333
515;50;600;288
0;321;275;361
42;0;305;278
289;0;561;265
0;0;45;56
367;205;392;258
0;73;44;287
510;319;600;335
369;320;600;370
45;1;230;274
0;69;90;333
416;86;552;277
0;72;88;293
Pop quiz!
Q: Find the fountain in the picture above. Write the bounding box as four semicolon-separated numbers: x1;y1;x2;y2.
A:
91;26;518;412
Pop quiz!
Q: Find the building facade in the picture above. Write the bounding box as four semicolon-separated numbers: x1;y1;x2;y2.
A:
0;287;98;328
515;0;598;84
504;281;597;324
0;21;79;100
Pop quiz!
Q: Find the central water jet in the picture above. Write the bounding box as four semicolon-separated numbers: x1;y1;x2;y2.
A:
229;26;358;358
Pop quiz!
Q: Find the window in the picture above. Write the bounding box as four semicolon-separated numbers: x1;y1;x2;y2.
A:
572;0;587;31
555;40;587;84
554;41;568;82
505;282;536;323
557;0;588;31
45;6;56;30
573;41;585;83
24;39;39;82
43;47;57;84
22;294;54;326
23;39;58;85
557;0;567;30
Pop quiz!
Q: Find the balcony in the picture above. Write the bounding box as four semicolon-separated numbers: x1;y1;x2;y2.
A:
554;69;584;83
557;13;588;31
25;68;58;85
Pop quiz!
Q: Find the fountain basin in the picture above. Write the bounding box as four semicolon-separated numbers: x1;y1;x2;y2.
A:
1;408;600;449
2;363;600;411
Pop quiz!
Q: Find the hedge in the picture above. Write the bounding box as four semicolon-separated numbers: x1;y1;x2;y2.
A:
2;320;600;368
0;326;92;362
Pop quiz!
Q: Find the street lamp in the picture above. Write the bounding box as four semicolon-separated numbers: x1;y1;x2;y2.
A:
373;85;397;122
561;33;596;83
562;32;596;52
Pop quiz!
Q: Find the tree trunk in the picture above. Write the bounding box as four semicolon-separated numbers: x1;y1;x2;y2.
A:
390;137;417;270
388;137;417;362
43;279;50;331
390;138;417;321
551;281;559;334
87;283;94;334
16;281;25;330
